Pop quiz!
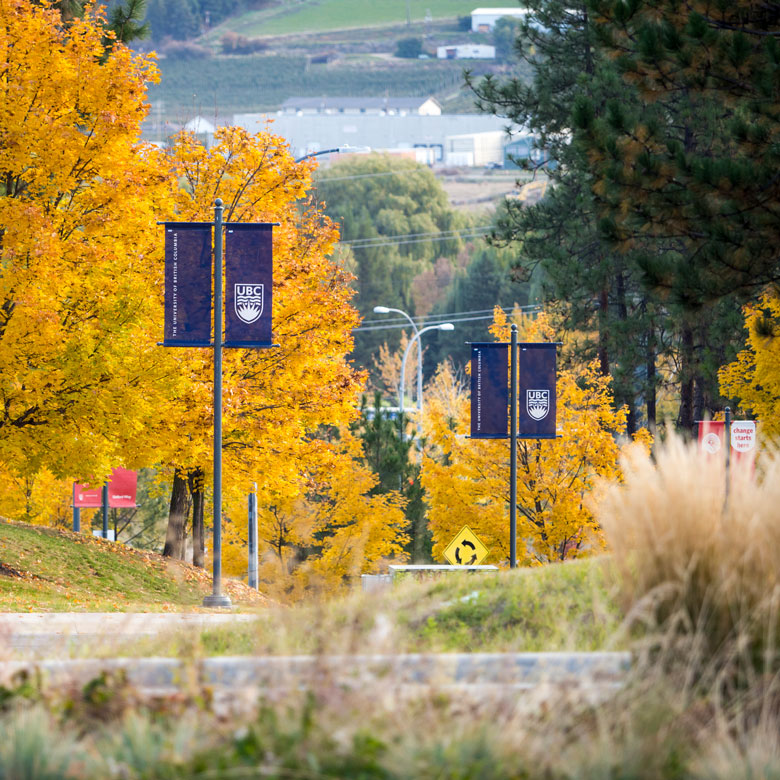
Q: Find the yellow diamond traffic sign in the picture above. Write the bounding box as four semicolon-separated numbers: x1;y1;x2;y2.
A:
443;525;489;566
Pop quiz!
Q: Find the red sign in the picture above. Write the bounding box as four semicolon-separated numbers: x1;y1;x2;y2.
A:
107;468;137;508
73;483;103;508
698;421;757;470
73;468;138;508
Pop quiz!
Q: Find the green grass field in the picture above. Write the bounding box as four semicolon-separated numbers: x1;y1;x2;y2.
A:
218;0;476;37
0;520;262;611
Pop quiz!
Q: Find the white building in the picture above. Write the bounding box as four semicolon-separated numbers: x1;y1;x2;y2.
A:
437;44;496;59
233;112;520;165
279;96;442;116
470;7;529;31
444;130;506;167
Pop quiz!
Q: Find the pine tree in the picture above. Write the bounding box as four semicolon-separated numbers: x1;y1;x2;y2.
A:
580;0;780;304
467;1;662;430
352;392;430;562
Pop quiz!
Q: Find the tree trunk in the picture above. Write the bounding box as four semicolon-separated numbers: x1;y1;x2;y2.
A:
614;271;636;434
646;324;657;433
678;322;695;433
597;285;609;376
189;468;205;568
162;468;189;559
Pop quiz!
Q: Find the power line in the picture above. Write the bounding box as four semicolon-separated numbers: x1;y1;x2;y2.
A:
361;306;514;326
343;226;494;247
355;304;541;332
316;169;429;183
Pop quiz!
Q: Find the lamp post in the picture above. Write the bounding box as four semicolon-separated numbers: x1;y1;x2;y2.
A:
399;323;454;417
295;145;371;163
373;306;424;414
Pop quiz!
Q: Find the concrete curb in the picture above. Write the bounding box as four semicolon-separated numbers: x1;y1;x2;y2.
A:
0;652;631;694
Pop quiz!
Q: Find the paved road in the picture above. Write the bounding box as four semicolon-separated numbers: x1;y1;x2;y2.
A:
0;612;258;655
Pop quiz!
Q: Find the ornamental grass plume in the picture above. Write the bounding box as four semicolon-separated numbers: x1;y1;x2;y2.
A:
596;433;780;692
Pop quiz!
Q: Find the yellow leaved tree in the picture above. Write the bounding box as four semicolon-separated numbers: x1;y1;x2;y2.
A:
0;0;178;500
422;308;647;565
159;127;408;588
719;292;780;438
222;434;408;601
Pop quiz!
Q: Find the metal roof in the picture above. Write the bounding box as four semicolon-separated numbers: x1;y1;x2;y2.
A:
280;96;441;111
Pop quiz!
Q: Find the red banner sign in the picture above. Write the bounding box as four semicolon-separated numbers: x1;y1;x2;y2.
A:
73;468;138;508
698;421;757;470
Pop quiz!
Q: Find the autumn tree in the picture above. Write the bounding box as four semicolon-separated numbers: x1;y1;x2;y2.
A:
0;0;177;489
159;127;409;583
222;432;408;601
421;309;646;565
719;294;780;439
351;392;429;562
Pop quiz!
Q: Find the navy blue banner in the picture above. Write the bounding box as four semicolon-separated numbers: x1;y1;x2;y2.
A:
470;343;509;438
518;343;557;438
163;223;212;347
225;224;274;347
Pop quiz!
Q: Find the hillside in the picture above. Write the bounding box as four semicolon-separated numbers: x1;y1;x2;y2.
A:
0;520;266;611
142;0;517;123
145;55;493;121
212;0;478;37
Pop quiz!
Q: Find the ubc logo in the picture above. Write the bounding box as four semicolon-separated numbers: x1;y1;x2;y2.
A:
235;284;263;324
526;389;550;421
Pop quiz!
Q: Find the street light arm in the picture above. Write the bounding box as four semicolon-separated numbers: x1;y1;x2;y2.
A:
295;145;371;163
399;323;454;415
372;305;420;335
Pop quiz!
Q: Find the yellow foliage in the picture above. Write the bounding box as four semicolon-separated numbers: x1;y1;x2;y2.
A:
0;0;177;483
161;128;408;591
0;465;71;526
222;434;408;601
422;311;647;566
719;292;780;438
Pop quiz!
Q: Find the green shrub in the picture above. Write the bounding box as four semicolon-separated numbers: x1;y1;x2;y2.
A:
395;37;423;58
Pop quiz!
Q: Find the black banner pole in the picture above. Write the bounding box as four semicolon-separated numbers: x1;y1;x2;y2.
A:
248;483;258;590
72;483;80;532
204;199;232;608
724;405;731;507
509;323;518;569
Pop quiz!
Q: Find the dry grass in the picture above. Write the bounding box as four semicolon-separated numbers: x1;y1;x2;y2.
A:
598;434;780;698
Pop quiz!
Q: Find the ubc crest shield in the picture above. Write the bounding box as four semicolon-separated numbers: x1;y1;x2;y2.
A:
526;389;550;421
234;283;263;324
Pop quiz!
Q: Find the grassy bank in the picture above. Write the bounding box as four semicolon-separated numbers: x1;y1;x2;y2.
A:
125;557;622;657
0;520;263;611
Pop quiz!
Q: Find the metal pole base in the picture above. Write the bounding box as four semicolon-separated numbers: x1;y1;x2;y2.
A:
202;594;233;608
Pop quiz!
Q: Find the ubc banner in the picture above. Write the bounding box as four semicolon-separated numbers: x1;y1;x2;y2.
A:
518;343;557;438
163;224;212;346
470;343;509;438
225;224;274;347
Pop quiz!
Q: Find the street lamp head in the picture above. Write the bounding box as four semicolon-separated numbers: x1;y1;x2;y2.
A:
438;323;455;331
338;145;371;154
373;305;391;314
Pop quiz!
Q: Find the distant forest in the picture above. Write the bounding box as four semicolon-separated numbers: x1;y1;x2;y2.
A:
144;0;270;41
